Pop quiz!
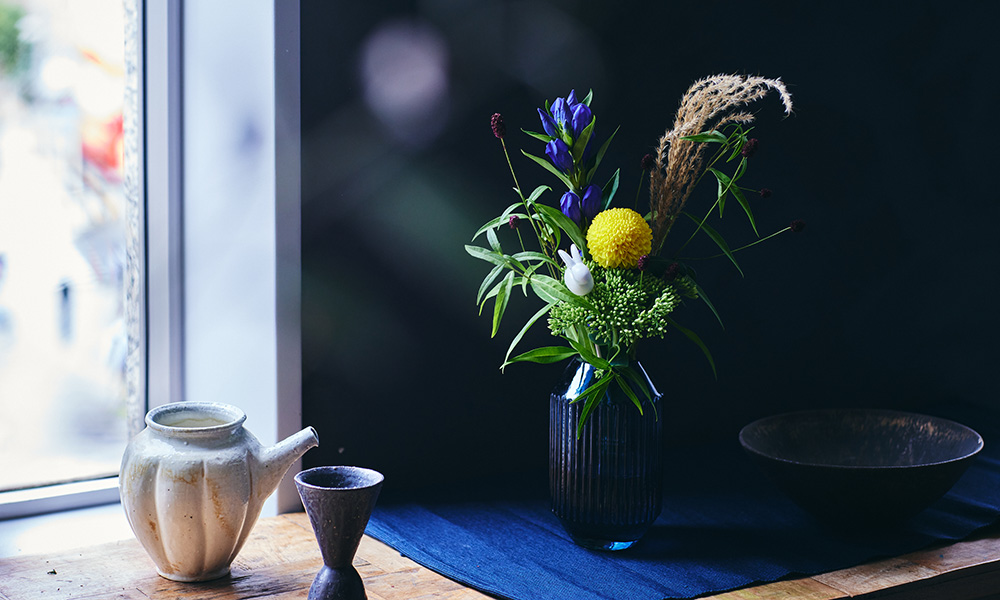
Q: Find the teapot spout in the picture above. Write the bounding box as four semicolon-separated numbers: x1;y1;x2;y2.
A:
254;426;320;501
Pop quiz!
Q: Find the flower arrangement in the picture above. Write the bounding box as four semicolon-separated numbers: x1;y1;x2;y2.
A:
468;75;800;432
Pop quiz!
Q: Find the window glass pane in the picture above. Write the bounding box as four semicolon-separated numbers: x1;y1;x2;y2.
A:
0;0;126;492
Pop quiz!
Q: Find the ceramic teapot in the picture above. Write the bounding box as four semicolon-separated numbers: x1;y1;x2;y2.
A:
120;401;319;581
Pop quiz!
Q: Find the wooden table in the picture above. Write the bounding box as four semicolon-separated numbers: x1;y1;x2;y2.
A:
1;512;999;599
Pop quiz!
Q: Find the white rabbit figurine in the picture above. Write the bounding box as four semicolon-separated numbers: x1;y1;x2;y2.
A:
557;244;594;296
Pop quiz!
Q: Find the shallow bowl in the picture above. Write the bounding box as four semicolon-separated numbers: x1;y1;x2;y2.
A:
739;409;983;526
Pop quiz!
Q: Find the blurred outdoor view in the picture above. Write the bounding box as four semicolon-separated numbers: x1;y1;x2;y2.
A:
0;0;126;491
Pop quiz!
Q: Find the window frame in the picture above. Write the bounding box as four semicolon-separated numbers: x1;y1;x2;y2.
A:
0;0;302;520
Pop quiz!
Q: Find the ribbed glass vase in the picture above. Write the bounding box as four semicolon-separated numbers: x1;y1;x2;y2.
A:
549;358;663;551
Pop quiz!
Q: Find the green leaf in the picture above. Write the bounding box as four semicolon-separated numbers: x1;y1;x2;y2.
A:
601;169;620;211
707;164;756;235
486;226;501;253
680;212;744;277
502;304;556;366
522;150;574;189
581;89;594;106
711;167;730;217
465;244;507;268
690;278;724;330
665;315;717;378
525;185;551;204
585;125;620;182
476;263;505;306
576;376;613;437
522;129;554;143
472;204;523;240
491;271;515;338
529;274;592;310
532;203;587;253
615;374;644;414
504;344;576;367
572;116;596;164
680;130;728;144
511;251;559;268
567;337;612;370
726;168;757;236
478;277;502;315
617;365;652;402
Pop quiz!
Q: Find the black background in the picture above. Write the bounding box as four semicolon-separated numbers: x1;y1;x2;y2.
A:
300;0;999;494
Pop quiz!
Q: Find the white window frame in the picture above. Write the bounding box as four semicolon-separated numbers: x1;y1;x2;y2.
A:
0;0;302;520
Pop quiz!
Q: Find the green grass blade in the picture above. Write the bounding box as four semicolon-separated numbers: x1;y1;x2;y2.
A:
465;244;508;268
532;203;587;253
503;304;554;366
522;150;573;189
491;271;515;337
680;212;744;277
615;374;644;414
665;315;716;378
504;344;576;367
602;168;620;210
476;263;504;306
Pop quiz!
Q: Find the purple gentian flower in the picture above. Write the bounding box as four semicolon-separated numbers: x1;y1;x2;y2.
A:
538;108;557;138
566;89;579;106
570;103;592;139
550;97;570;131
560;191;582;224
581;184;601;220
545;138;574;173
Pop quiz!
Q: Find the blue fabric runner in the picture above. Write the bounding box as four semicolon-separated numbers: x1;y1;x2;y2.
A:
365;406;1000;600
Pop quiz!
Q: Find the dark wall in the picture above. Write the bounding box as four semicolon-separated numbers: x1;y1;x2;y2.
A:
300;0;1000;493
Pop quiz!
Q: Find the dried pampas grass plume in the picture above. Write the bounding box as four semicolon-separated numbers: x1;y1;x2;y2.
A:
650;74;793;250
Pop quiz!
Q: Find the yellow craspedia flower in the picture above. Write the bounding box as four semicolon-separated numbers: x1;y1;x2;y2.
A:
586;208;652;269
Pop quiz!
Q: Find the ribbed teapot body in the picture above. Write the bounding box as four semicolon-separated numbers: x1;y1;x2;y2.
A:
120;402;261;582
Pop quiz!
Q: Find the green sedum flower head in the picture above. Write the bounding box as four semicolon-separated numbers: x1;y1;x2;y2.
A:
548;264;697;352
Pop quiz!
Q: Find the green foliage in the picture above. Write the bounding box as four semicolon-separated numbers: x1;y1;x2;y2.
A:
0;3;27;75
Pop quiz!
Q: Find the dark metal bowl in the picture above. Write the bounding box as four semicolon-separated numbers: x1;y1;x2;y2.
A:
739;409;984;526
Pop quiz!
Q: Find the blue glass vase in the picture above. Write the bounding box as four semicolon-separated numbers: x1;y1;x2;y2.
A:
549;358;663;550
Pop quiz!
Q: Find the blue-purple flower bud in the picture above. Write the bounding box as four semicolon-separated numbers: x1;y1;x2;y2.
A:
581;184;601;220
550;97;570;130
537;108;557;138
560;191;582;224
570;103;592;139
566;89;579;107
545;138;574;173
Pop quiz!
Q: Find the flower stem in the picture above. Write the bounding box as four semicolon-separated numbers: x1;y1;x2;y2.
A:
681;226;792;260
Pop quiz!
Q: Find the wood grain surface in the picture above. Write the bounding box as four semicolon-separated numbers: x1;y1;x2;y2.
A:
1;512;999;599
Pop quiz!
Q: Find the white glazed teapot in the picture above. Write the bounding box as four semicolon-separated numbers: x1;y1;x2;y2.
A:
120;401;319;581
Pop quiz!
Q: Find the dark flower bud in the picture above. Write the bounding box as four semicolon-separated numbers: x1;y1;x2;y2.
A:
580;184;602;221
537;108;557;138
640;153;655;171
491;113;506;139
560;191;582;224
545;138;574;173
759;188;772;198
790;219;806;233
637;254;649;271
509;215;519;229
569;102;592;139
741;138;758;158
664;262;681;281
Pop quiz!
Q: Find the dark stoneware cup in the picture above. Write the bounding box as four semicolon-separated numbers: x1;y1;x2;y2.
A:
295;466;384;600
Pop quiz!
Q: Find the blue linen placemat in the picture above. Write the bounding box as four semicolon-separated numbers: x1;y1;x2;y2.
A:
365;407;1000;600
